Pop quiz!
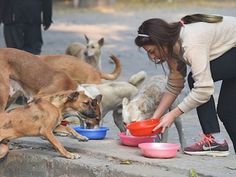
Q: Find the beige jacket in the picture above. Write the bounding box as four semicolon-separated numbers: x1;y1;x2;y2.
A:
166;15;236;113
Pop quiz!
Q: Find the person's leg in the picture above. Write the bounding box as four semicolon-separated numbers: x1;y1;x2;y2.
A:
211;48;236;153
187;73;220;134
3;24;24;49
217;79;236;153
23;24;43;55
185;72;229;156
185;48;236;156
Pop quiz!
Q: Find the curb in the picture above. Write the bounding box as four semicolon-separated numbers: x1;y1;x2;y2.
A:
0;138;235;177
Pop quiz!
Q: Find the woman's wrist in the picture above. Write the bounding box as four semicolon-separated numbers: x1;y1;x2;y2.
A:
171;107;183;118
152;109;163;119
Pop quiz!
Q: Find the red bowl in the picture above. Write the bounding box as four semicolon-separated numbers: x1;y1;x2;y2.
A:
126;119;162;137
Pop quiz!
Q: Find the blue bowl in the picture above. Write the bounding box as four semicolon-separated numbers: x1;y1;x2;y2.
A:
73;126;109;140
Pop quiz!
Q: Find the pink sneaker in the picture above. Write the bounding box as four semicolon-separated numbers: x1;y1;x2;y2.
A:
184;134;229;157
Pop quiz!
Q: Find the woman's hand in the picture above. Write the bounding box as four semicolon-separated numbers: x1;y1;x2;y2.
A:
152;107;183;133
152;91;178;119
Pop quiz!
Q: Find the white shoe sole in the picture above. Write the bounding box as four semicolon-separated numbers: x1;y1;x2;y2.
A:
184;150;230;157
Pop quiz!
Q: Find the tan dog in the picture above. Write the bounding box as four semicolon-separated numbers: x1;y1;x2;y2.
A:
0;48;79;112
65;35;104;71
122;75;186;149
7;81;103;130
0;90;100;159
61;92;102;130
0;48;103;130
68;71;147;132
39;54;121;84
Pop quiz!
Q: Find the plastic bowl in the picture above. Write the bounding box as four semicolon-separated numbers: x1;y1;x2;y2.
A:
126;119;162;137
138;143;180;158
118;132;156;147
73;126;109;140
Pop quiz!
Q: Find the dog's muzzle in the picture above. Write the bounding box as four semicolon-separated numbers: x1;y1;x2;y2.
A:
81;110;98;119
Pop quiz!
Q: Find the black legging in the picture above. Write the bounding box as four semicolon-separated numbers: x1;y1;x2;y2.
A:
3;23;43;55
188;48;236;153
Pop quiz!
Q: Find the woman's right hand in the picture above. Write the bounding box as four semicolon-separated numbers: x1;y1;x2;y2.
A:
152;91;178;119
153;107;183;133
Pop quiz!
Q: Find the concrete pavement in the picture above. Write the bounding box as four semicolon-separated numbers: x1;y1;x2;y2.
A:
0;111;235;177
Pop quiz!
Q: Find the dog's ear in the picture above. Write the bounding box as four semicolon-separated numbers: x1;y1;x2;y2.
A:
94;94;102;103
139;100;149;113
122;97;129;107
91;94;102;107
84;34;89;43
98;38;104;47
68;91;80;101
46;92;68;106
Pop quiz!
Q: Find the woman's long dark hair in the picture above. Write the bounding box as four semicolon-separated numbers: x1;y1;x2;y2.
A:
135;14;223;59
181;14;223;24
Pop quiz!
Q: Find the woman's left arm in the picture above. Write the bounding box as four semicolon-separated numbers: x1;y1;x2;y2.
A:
154;45;214;133
177;45;214;113
153;92;184;133
153;57;186;132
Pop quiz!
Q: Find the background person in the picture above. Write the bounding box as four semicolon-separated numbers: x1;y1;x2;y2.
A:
135;14;236;156
0;0;53;55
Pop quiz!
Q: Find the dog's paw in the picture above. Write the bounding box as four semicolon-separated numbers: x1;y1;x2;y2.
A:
0;144;9;159
66;152;81;159
78;135;89;142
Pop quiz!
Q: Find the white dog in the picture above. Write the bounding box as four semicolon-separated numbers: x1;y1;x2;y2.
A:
65;34;104;71
122;75;186;149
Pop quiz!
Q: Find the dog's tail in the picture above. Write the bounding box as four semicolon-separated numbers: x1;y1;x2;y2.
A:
128;71;147;88
100;55;121;81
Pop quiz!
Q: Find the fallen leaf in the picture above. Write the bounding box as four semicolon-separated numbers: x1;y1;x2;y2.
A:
120;160;132;165
189;168;199;177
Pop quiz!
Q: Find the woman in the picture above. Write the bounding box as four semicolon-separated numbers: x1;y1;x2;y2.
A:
135;14;236;156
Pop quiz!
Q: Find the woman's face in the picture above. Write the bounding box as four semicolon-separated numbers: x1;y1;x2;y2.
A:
142;44;167;64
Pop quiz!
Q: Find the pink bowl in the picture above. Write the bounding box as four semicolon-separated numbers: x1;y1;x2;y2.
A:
138;143;180;158
118;132;156;147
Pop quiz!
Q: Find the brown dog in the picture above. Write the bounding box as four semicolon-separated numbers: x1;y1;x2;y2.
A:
39;54;121;84
0;48;79;112
0;90;100;159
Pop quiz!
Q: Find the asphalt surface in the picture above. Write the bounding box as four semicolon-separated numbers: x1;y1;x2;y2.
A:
0;1;236;177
